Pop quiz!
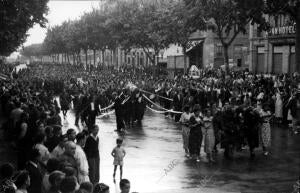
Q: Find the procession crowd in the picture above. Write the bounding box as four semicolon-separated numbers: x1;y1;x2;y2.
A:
0;61;299;193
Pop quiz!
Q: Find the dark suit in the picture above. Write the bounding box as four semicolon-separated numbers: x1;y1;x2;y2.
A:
114;95;125;131
26;161;42;193
243;108;260;156
287;96;298;118
86;101;100;132
173;94;183;122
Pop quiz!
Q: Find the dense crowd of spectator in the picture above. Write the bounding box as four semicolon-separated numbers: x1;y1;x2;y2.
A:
0;61;299;192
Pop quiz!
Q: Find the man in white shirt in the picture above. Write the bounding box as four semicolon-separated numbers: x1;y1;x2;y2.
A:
74;132;89;183
51;135;68;159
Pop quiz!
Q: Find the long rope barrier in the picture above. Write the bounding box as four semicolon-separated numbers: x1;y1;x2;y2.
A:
139;88;173;101
97;110;115;118
142;94;166;109
94;83;183;117
142;94;183;114
98;95;130;112
100;103;115;111
146;105;169;114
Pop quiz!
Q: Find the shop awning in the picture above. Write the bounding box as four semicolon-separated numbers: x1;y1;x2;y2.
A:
186;40;203;52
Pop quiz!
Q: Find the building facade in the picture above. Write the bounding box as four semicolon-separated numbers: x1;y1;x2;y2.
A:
186;28;250;70
249;14;296;74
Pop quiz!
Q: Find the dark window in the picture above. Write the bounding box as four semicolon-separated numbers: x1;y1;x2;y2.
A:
237;58;242;67
257;28;263;37
274;15;279;27
215;45;223;57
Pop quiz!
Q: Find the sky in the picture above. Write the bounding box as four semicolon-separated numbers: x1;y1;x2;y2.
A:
24;0;101;46
7;0;101;59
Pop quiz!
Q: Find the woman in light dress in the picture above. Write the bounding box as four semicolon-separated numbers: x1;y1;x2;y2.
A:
258;104;272;156
203;109;215;162
275;90;283;123
179;106;192;158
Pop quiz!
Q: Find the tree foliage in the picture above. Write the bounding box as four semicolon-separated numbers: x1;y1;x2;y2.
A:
26;0;183;67
0;0;49;56
20;44;45;58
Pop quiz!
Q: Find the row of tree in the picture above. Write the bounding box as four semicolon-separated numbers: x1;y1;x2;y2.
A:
18;0;300;73
22;0;190;69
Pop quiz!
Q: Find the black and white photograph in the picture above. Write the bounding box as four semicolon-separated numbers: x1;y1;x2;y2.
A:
0;0;300;193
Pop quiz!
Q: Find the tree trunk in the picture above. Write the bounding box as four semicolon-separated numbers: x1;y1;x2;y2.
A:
102;50;105;68
111;50;114;67
78;52;81;65
174;55;177;78
296;8;300;73
223;44;229;75
72;53;75;65
132;52;135;70
183;45;187;75
93;49;96;67
154;50;159;76
114;48;118;70
85;49;88;71
67;53;70;64
141;47;155;66
125;49;130;67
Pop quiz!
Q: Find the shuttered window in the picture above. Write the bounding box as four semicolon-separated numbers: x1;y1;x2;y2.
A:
273;53;283;74
257;53;265;73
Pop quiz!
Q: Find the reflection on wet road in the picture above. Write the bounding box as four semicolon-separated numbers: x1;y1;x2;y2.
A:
61;109;299;193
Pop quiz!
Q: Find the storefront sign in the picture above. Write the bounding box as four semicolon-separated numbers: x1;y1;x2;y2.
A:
186;40;203;52
268;24;296;36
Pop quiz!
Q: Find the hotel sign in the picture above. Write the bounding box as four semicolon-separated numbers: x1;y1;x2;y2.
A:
268;24;296;36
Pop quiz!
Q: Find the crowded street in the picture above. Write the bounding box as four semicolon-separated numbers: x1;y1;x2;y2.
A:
1;97;299;193
1;0;300;193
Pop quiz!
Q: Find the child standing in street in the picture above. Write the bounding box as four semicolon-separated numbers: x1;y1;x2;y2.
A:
111;138;126;181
